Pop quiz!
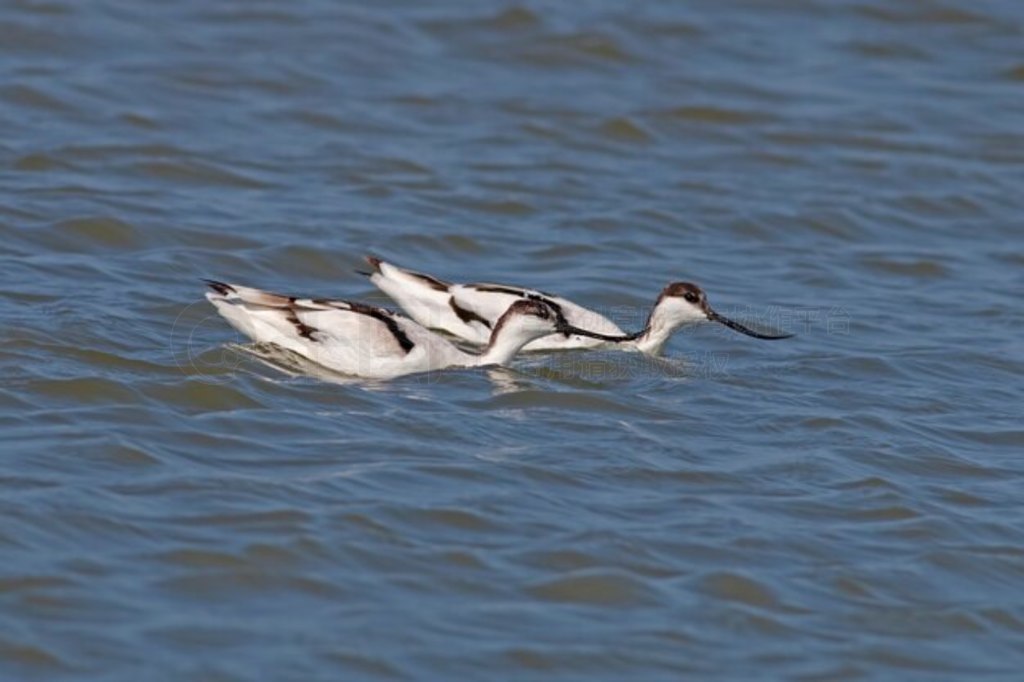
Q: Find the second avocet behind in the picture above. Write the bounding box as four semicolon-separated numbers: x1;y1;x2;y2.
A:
363;257;792;354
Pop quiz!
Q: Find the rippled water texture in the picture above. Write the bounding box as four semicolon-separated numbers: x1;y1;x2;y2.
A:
2;0;1023;679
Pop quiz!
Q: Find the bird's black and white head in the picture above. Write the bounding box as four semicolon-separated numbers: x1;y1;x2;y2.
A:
482;299;632;364
636;281;792;354
650;282;713;329
495;299;625;339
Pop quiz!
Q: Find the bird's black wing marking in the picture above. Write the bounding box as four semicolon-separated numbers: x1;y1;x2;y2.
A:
448;297;492;329
314;299;415;354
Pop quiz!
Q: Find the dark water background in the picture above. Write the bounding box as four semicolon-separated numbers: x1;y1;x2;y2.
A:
2;0;1023;679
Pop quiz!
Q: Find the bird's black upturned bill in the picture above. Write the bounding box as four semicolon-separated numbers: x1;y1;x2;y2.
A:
556;322;633;342
707;309;794;340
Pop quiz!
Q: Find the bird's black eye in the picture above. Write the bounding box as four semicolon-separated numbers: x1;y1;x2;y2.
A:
684;292;700;304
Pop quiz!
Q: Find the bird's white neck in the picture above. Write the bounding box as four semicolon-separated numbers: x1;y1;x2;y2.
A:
632;318;675;355
631;297;706;355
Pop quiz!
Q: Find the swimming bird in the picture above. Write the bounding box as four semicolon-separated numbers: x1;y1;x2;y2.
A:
203;280;629;379
363;257;792;354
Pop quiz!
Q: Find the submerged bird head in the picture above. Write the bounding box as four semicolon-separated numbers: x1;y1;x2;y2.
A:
497;299;563;339
481;300;632;365
497;299;631;342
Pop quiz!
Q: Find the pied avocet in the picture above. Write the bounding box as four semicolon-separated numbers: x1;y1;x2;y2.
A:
363;257;792;354
204;280;629;379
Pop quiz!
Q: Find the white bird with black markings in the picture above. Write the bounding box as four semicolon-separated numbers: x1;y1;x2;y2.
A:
363;257;792;355
203;280;629;379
